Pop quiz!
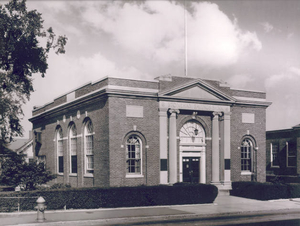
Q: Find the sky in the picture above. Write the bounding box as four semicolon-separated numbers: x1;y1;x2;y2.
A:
11;0;300;138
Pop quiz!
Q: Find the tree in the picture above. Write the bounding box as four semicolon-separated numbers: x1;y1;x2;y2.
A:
0;148;56;190
0;0;67;148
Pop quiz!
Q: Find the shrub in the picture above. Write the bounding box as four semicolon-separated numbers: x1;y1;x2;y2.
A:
230;181;300;200
0;183;218;212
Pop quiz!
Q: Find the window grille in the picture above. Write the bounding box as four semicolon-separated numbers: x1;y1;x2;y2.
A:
70;124;77;174
126;136;141;174
271;143;279;167
84;120;94;174
57;127;64;173
241;139;252;171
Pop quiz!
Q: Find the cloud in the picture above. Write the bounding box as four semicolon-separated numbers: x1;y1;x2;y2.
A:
260;22;274;33
287;32;294;40
31;52;150;105
289;67;300;75
265;66;300;130
226;74;255;89
79;1;262;68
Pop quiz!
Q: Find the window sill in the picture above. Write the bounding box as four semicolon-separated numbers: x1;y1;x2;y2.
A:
126;174;144;178
241;171;253;176
271;166;280;168
84;174;94;178
57;173;64;176
69;173;78;177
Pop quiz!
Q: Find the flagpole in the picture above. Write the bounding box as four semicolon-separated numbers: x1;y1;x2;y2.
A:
184;0;188;77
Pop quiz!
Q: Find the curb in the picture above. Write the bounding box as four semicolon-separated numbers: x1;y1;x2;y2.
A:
7;208;300;226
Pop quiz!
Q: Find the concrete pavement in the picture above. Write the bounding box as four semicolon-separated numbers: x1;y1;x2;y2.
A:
2;194;300;226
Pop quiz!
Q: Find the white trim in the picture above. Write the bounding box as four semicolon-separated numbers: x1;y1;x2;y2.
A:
107;85;158;93
56;128;64;174
231;88;265;93
69;124;78;174
241;171;253;175
270;143;279;168
84;120;94;175
31;85;158;118
233;96;267;102
125;174;144;178
179;121;206;183
159;78;236;101
159;101;230;113
125;135;143;177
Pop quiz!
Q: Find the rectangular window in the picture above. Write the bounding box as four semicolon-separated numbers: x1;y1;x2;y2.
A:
70;137;77;174
86;156;94;174
86;135;93;155
241;146;251;171
287;142;296;168
271;143;279;167
58;156;64;173
58;140;64;173
126;144;141;174
71;156;77;174
85;135;94;174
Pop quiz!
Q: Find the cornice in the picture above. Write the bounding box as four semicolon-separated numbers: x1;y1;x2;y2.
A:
29;89;108;122
157;95;234;106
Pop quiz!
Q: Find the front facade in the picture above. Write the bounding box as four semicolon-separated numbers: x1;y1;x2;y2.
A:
266;125;300;178
29;75;271;189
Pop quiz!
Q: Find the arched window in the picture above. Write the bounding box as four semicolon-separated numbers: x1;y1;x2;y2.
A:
84;120;94;174
69;123;77;174
180;121;205;144
241;138;253;172
56;127;63;173
126;135;142;175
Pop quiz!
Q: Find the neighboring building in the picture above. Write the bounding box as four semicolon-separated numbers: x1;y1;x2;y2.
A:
266;125;300;179
7;135;34;163
29;75;271;191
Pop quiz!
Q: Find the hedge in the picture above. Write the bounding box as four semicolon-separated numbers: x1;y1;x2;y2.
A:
0;183;218;212
230;181;300;200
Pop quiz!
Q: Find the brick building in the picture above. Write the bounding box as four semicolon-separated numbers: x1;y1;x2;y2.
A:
266;125;300;179
29;75;271;191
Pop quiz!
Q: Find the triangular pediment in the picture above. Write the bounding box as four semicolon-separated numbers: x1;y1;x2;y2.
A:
159;79;235;102
172;85;220;100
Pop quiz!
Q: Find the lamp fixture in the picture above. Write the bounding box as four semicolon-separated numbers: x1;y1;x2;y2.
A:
194;128;199;136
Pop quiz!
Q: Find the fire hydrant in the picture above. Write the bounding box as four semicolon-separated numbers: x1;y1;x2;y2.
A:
36;196;46;222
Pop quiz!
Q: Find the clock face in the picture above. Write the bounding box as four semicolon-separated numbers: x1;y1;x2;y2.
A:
180;121;205;144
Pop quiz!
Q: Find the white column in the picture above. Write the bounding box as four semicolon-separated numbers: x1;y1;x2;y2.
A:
159;108;168;184
212;112;221;184
200;152;206;183
169;109;179;184
223;112;231;187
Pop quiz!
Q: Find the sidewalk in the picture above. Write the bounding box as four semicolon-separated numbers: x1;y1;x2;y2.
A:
2;194;300;226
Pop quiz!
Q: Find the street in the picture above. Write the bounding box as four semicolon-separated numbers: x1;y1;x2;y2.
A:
110;213;300;226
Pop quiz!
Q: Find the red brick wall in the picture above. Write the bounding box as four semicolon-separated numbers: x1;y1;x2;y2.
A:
230;105;267;182
32;96;110;188
108;96;160;187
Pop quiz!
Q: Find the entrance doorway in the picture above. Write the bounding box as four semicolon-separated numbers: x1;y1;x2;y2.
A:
182;157;200;183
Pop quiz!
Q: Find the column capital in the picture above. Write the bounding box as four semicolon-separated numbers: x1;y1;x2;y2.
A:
168;109;180;115
212;111;222;118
